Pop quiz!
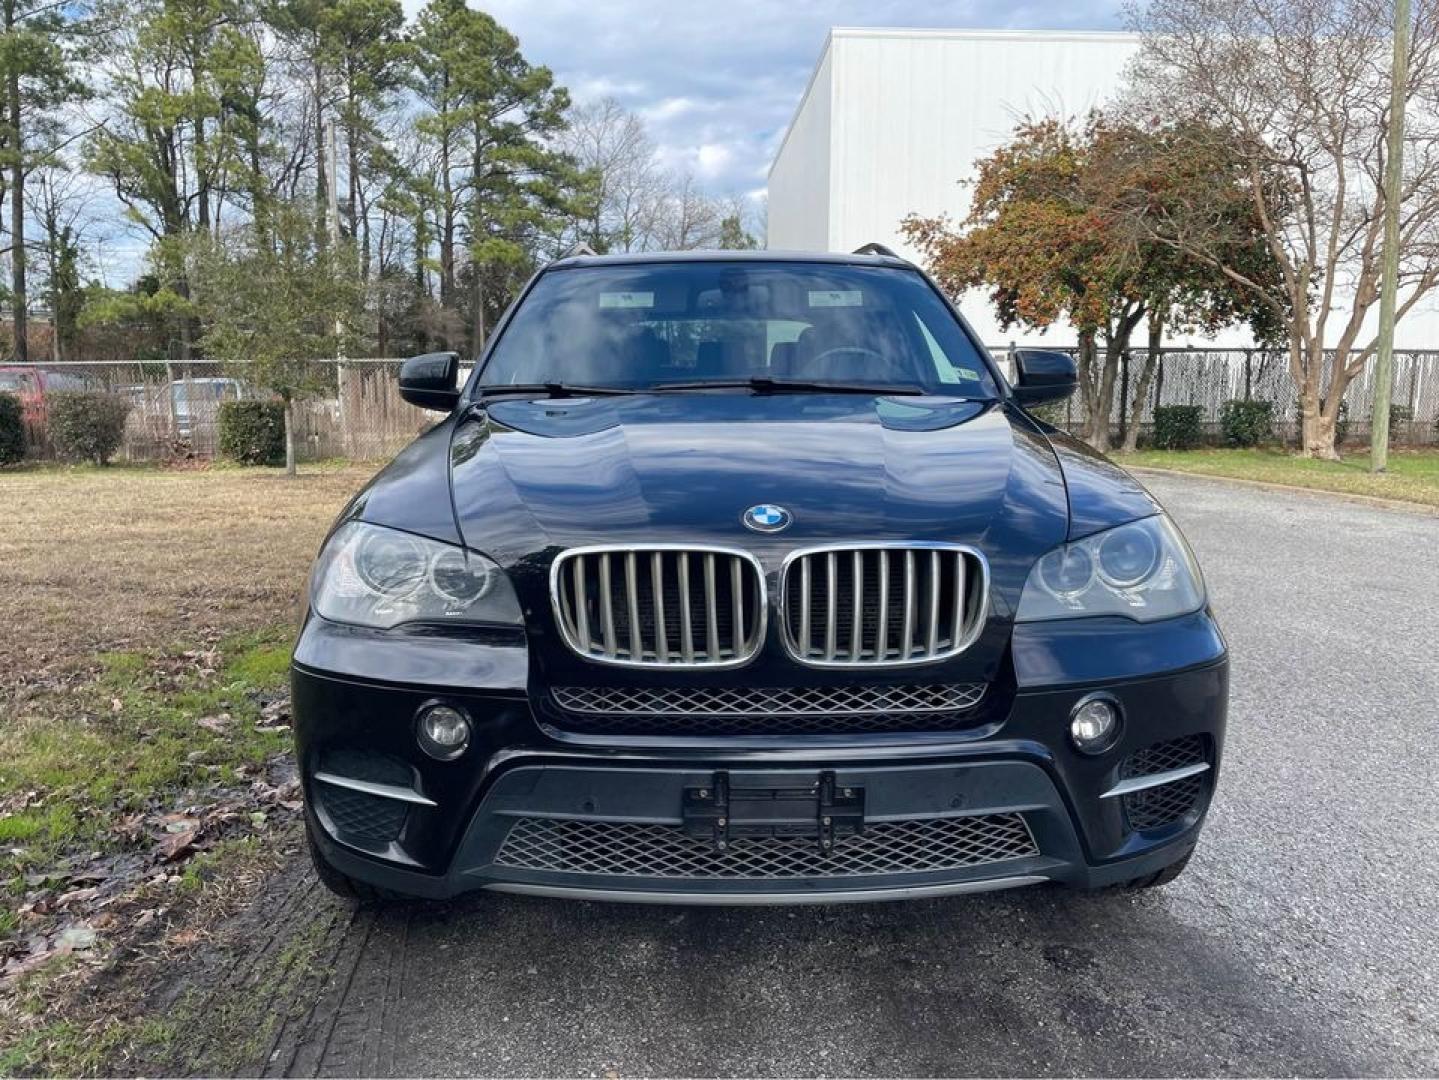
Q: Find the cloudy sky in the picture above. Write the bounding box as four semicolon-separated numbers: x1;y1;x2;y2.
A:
468;1;1122;199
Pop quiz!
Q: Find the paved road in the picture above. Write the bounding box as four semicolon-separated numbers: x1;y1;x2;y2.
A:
257;475;1439;1077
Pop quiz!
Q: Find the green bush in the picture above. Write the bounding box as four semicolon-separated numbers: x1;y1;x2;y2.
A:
47;390;131;465
1388;403;1414;434
0;393;23;465
1220;399;1274;447
218;400;286;466
1152;405;1204;450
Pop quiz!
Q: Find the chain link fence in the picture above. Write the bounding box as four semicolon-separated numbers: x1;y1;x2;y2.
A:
2;359;438;462
5;348;1438;463
1002;346;1439;446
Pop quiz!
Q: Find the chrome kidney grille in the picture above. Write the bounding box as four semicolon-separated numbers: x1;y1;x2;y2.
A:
780;544;987;667
551;545;766;668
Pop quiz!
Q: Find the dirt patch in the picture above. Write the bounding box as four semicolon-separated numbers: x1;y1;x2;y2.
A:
0;463;374;1075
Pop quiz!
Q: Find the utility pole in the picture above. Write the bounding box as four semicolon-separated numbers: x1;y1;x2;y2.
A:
1373;0;1411;472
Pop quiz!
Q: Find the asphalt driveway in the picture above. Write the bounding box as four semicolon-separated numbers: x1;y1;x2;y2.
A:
256;474;1439;1077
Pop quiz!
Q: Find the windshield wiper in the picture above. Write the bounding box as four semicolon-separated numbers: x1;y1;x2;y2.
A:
473;382;641;401
649;377;927;396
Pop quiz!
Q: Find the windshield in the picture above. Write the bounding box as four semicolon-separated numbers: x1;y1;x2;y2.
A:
477;261;1000;397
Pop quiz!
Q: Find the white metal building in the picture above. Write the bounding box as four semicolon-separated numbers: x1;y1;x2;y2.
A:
765;26;1439;351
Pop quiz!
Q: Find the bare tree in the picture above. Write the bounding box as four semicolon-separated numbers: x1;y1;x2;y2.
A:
1125;0;1439;458
650;171;724;250
557;97;667;252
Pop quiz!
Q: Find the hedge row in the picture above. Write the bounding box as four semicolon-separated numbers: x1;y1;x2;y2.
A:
48;391;131;465
217;400;286;466
0;394;23;465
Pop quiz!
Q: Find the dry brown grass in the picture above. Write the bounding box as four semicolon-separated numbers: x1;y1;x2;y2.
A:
0;462;379;1074
0;463;376;683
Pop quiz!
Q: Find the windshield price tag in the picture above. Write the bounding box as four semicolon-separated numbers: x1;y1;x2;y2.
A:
808;290;863;307
599;291;655;309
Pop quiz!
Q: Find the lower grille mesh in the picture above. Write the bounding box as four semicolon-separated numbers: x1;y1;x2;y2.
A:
1121;735;1209;830
321;786;408;843
1123;774;1206;830
494;814;1037;879
317;750;412;843
548;683;987;737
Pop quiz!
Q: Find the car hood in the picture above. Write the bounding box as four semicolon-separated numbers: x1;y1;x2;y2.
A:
340;392;1166;683
441;394;1063;611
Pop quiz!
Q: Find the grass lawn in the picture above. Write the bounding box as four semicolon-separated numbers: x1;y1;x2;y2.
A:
1121;447;1439;508
0;461;375;1073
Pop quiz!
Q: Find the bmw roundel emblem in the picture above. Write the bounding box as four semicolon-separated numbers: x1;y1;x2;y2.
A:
743;504;792;533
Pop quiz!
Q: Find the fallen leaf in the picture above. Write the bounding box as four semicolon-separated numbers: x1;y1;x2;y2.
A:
197;713;231;733
57;923;98;952
157;824;200;861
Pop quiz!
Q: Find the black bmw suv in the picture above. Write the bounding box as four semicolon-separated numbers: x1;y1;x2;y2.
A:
293;248;1227;904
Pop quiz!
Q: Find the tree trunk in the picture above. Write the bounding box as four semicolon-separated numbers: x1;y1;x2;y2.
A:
43;202;59;362
8;39;26;366
471;268;485;355
1075;329;1098;442
314;61;327;243
1091;342;1121;454
1289;335;1343;460
194;113;210;233
284;396;296;477
1301;408;1339;460
1121;311;1164;454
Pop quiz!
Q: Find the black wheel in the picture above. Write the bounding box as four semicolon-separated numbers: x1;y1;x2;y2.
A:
306;820;402;905
1122;847;1194;890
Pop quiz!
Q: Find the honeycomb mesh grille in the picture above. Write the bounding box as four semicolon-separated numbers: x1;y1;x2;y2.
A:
1122;735;1207;779
1123;774;1206;830
493;814;1037;879
320;786;408;843
1121;735;1209;830
549;683;987;736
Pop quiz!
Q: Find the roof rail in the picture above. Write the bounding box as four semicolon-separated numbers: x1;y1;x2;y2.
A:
559;242;599;260
852;242;900;259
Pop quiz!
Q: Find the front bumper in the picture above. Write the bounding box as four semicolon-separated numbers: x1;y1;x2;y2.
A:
292;611;1228;904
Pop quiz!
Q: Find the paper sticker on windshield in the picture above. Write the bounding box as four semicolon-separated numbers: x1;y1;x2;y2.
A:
955;366;981;380
808;290;863;308
599;291;654;309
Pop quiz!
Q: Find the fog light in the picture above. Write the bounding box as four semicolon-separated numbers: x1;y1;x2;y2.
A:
1069;696;1119;754
417;703;470;760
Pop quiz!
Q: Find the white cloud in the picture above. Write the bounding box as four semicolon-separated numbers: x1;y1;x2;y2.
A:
695;142;733;178
470;0;1120;195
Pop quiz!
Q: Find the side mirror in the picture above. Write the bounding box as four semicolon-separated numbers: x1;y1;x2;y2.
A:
1010;349;1077;407
398;351;461;412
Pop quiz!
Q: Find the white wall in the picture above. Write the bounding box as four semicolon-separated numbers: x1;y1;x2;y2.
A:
766;44;833;252
767;27;1439;351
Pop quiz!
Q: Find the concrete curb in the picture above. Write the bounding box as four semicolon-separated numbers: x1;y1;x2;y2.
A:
1125;465;1439;517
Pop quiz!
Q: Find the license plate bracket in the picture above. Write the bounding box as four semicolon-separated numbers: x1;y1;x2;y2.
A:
682;770;864;852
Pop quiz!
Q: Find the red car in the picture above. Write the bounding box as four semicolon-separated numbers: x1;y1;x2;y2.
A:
0;366;100;443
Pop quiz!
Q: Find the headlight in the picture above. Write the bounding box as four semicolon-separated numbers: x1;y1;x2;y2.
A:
310;521;523;629
1016;515;1204;623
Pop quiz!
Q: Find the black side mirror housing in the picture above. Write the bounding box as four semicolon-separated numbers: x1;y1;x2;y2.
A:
1010;349;1078;407
398;351;461;412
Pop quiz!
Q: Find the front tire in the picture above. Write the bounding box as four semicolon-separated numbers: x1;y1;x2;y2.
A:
1122;847;1193;890
306;820;402;905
